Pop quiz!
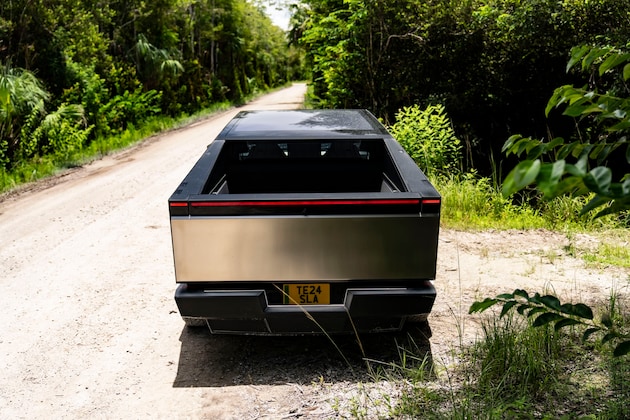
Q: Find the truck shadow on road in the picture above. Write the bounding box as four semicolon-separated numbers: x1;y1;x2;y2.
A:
173;322;433;388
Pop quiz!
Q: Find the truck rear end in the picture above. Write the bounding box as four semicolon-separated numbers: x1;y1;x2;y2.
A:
169;109;440;334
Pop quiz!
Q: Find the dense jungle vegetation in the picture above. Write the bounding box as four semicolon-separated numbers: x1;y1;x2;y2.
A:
3;0;629;199
0;0;304;185
296;0;629;173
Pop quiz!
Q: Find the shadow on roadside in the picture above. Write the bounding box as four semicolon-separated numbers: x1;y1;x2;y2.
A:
172;322;433;388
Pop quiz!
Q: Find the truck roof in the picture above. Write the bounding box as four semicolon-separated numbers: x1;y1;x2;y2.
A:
216;109;389;140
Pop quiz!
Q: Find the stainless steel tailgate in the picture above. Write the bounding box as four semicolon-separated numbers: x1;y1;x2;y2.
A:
170;214;439;282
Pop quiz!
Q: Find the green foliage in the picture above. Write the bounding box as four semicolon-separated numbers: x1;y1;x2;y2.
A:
435;172;626;231
389;104;462;177
470;289;630;358
20;103;92;159
502;45;630;218
0;0;301;177
96;89;162;138
436;172;539;229
391;306;623;418
0;63;49;168
134;34;184;91
470;315;567;399
299;0;630;174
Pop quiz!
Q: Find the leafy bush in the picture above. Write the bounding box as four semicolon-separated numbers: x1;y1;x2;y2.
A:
502;45;630;218
19;103;92;160
389;104;462;177
0;64;49;168
96;88;162;137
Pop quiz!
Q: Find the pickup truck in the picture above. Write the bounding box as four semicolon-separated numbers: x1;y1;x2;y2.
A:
168;109;441;334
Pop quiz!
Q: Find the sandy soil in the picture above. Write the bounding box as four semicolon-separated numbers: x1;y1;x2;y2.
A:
0;84;628;419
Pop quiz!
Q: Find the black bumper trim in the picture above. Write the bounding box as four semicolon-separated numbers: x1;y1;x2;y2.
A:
175;283;436;334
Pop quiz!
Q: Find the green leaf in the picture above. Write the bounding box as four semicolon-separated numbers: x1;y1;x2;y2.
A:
589;143;607;160
624;63;630;81
580;195;610;215
517;304;530;315
513;289;529;299
564;103;594;117
567;45;591;72
526;144;546;160
598;53;630;76
546;88;563;116
537;161;566;197
527;307;546;318
554;318;582;331
594;197;630;218
559;302;594;319
583;167;612;195
497;293;515;300
572;303;594;320
564;163;586;177
469;298;498;314
533;312;565;327
500;301;518;318
554;176;586;197
540;295;562;311
601;313;613;328
502;159;541;197
602;332;617;345
583;327;600;341
557;143;576;160
502;135;522;153
546;137;565;151
582;47;609;71
613;340;630;357
609;119;630;131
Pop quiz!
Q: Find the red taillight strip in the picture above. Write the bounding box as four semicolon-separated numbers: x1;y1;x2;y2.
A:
169;202;188;207
421;199;441;205
190;199;421;207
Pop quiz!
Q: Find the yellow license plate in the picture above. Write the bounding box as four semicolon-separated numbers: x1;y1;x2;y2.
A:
283;283;330;305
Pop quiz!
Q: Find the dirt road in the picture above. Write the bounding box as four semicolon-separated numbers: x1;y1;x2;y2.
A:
1;84;627;419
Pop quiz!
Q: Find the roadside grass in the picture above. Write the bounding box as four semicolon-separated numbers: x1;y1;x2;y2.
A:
394;315;627;419
344;305;630;419
582;239;630;269
435;172;626;232
436;172;630;270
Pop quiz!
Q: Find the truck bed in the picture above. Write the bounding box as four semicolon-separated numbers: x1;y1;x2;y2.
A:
205;138;403;194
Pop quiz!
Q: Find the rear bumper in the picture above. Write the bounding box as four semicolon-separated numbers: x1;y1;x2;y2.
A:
174;282;436;334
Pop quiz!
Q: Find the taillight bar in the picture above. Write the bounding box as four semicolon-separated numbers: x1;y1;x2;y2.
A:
188;198;423;207
422;199;441;205
171;198;441;207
